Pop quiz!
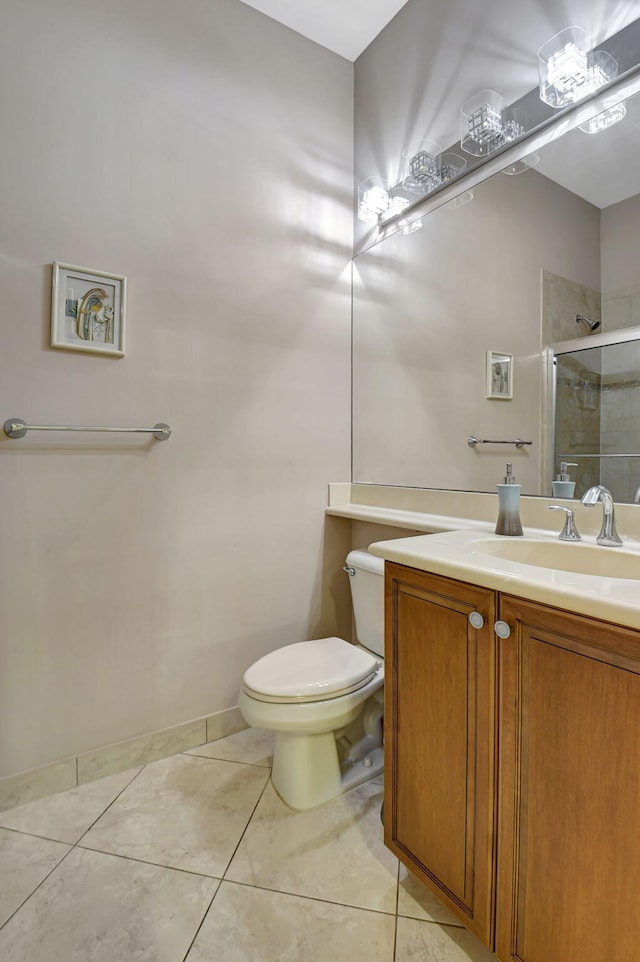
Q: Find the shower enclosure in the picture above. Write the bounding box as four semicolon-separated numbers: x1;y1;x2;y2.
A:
553;336;640;502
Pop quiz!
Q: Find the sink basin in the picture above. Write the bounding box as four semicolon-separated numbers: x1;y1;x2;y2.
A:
474;539;640;580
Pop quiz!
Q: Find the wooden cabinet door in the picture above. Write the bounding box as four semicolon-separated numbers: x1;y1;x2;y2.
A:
384;563;497;945
496;595;640;962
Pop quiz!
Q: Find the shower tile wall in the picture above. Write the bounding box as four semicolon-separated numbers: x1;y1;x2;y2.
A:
602;283;640;332
541;270;601;345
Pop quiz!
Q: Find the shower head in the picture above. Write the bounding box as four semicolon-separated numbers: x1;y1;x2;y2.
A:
576;314;601;333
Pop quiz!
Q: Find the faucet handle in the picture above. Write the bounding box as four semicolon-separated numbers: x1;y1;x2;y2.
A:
548;505;581;541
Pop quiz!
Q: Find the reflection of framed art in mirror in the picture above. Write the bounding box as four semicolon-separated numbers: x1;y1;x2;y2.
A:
486;351;513;399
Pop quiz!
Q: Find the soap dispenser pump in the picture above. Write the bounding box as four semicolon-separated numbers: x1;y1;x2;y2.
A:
495;463;523;536
552;462;578;499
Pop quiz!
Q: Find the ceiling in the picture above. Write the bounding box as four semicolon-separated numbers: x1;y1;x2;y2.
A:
237;0;410;61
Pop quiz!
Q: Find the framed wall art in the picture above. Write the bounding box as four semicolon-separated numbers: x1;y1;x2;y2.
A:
486;350;513;399
51;262;127;357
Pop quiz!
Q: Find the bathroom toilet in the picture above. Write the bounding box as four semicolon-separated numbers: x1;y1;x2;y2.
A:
239;549;385;811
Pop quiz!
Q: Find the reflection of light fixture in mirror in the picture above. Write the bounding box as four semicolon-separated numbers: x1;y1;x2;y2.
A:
538;26;619;108
384;195;411;219
447;190;474;209
357;177;390;223
502;152;540;175
579;101;627;133
460;91;525;156
402;140;441;193
399;217;423;235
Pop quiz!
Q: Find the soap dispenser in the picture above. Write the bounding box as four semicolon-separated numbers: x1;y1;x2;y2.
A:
552;462;578;499
495;463;523;536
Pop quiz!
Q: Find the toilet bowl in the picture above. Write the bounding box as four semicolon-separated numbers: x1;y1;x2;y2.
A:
239;549;385;811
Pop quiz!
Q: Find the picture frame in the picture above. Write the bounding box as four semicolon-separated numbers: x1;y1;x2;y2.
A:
51;262;126;357
486;350;513;399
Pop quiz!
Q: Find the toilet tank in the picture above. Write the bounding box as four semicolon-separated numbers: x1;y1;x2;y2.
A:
345;549;385;657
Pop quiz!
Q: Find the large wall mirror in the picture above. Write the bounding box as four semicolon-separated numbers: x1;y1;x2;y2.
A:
353;51;640;503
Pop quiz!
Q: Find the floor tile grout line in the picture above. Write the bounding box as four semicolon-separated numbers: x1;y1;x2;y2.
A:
0;844;74;935
0;765;147;849
219;876;400;919
180;750;272;769
180;883;222;962
393;861;400;962
73;843;225;881
219;770;272;883
73;764;148;848
0;824;72;846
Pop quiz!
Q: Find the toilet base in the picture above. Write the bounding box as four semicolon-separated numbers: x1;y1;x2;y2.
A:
271;732;384;812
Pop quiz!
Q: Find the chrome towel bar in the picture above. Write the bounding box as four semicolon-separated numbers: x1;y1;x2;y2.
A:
3;419;171;441
467;436;532;448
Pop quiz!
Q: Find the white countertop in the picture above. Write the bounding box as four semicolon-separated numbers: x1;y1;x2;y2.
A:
367;528;640;630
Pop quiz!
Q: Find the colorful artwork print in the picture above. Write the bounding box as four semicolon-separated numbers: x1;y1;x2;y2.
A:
51;263;126;357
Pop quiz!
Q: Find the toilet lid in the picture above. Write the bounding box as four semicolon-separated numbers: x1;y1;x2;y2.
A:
243;637;380;703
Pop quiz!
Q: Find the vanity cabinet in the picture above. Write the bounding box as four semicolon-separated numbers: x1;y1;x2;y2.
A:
383;563;497;945
495;594;640;962
384;562;640;962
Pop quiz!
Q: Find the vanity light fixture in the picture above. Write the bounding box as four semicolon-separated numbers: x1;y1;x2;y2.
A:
460;91;526;156
402;140;442;194
537;26;619;109
357;177;390;223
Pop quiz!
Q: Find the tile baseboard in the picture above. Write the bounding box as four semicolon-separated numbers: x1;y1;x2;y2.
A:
0;707;248;812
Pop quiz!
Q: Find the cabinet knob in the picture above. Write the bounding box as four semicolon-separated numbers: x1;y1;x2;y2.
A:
494;620;512;639
468;611;484;630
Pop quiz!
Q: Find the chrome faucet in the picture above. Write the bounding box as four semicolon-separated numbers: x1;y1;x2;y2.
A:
635;486;640;504
580;485;623;546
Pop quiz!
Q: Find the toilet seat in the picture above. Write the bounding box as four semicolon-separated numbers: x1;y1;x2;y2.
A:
243;637;381;705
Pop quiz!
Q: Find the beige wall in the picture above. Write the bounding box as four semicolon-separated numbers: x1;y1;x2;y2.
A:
0;0;353;778
601;192;640;293
600;194;640;330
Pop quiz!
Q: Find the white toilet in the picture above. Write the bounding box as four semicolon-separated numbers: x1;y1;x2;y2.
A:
239;549;385;811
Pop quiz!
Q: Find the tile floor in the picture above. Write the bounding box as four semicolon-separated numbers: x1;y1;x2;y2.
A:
0;728;496;961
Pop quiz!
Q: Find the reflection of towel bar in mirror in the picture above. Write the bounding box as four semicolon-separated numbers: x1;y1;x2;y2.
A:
3;419;171;441
467;436;533;448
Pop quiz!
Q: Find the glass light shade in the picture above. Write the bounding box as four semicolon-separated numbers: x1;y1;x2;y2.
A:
460;90;506;156
579;101;627;133
402;140;442;194
501;105;528;144
357;177;389;223
439;152;467;184
538;26;618;108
